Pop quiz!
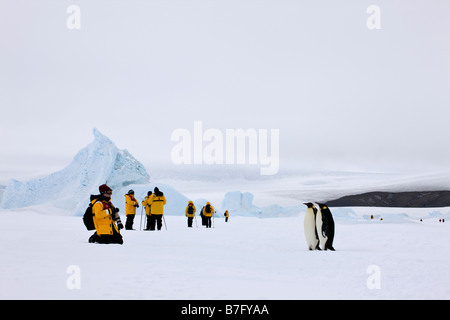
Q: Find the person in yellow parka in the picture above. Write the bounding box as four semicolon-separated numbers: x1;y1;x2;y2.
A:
124;189;139;230
185;201;196;227
141;191;152;230
202;202;215;228
89;184;123;244
147;187;166;230
224;210;229;222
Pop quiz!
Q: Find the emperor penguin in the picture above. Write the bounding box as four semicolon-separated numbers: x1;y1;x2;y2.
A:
316;203;335;251
303;203;321;250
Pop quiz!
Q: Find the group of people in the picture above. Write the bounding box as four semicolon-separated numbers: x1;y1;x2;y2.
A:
127;187;166;231
88;184;229;244
184;201;229;228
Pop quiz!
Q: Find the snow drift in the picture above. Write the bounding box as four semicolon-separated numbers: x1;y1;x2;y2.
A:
222;191;300;218
0;128;150;215
222;191;261;216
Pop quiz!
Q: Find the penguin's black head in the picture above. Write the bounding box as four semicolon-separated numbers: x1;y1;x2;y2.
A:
317;203;328;210
303;202;315;208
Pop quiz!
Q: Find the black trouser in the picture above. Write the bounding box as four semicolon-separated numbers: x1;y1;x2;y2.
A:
145;214;152;230
89;229;123;245
187;217;193;227
149;214;163;230
205;216;212;228
125;214;135;229
225;217;228;222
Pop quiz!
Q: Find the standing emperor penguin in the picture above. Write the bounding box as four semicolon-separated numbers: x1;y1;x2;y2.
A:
316;203;335;251
303;203;321;250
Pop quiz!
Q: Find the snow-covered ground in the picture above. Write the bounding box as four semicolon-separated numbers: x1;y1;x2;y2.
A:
1;205;449;300
2;130;450;300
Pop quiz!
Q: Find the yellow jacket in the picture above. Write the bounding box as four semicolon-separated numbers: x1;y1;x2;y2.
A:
202;204;215;217
142;196;151;216
149;194;166;215
125;194;138;215
185;202;196;217
224;210;229;218
92;199;118;235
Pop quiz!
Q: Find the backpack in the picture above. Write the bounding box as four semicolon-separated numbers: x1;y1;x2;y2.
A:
188;206;194;215
205;205;211;213
82;195;101;231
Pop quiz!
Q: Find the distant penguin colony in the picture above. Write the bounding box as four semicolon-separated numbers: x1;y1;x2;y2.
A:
302;202;335;251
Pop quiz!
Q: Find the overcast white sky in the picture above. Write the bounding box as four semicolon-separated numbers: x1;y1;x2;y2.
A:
1;0;449;178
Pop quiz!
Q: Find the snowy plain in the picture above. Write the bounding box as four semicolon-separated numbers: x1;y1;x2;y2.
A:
1;200;449;300
1;130;450;300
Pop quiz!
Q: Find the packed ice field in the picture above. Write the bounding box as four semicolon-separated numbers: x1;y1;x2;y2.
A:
1;129;450;299
0;186;449;300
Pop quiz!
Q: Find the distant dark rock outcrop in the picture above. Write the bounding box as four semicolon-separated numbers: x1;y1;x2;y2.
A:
327;191;450;208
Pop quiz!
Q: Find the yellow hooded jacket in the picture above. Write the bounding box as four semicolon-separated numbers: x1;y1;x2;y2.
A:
185;202;196;217
125;194;138;215
92;199;119;235
148;194;166;215
202;203;215;217
142;196;151;216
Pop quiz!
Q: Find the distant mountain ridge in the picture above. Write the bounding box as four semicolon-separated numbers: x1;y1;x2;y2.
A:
327;190;450;208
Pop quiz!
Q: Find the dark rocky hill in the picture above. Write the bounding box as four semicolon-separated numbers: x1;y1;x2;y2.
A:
326;191;450;208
